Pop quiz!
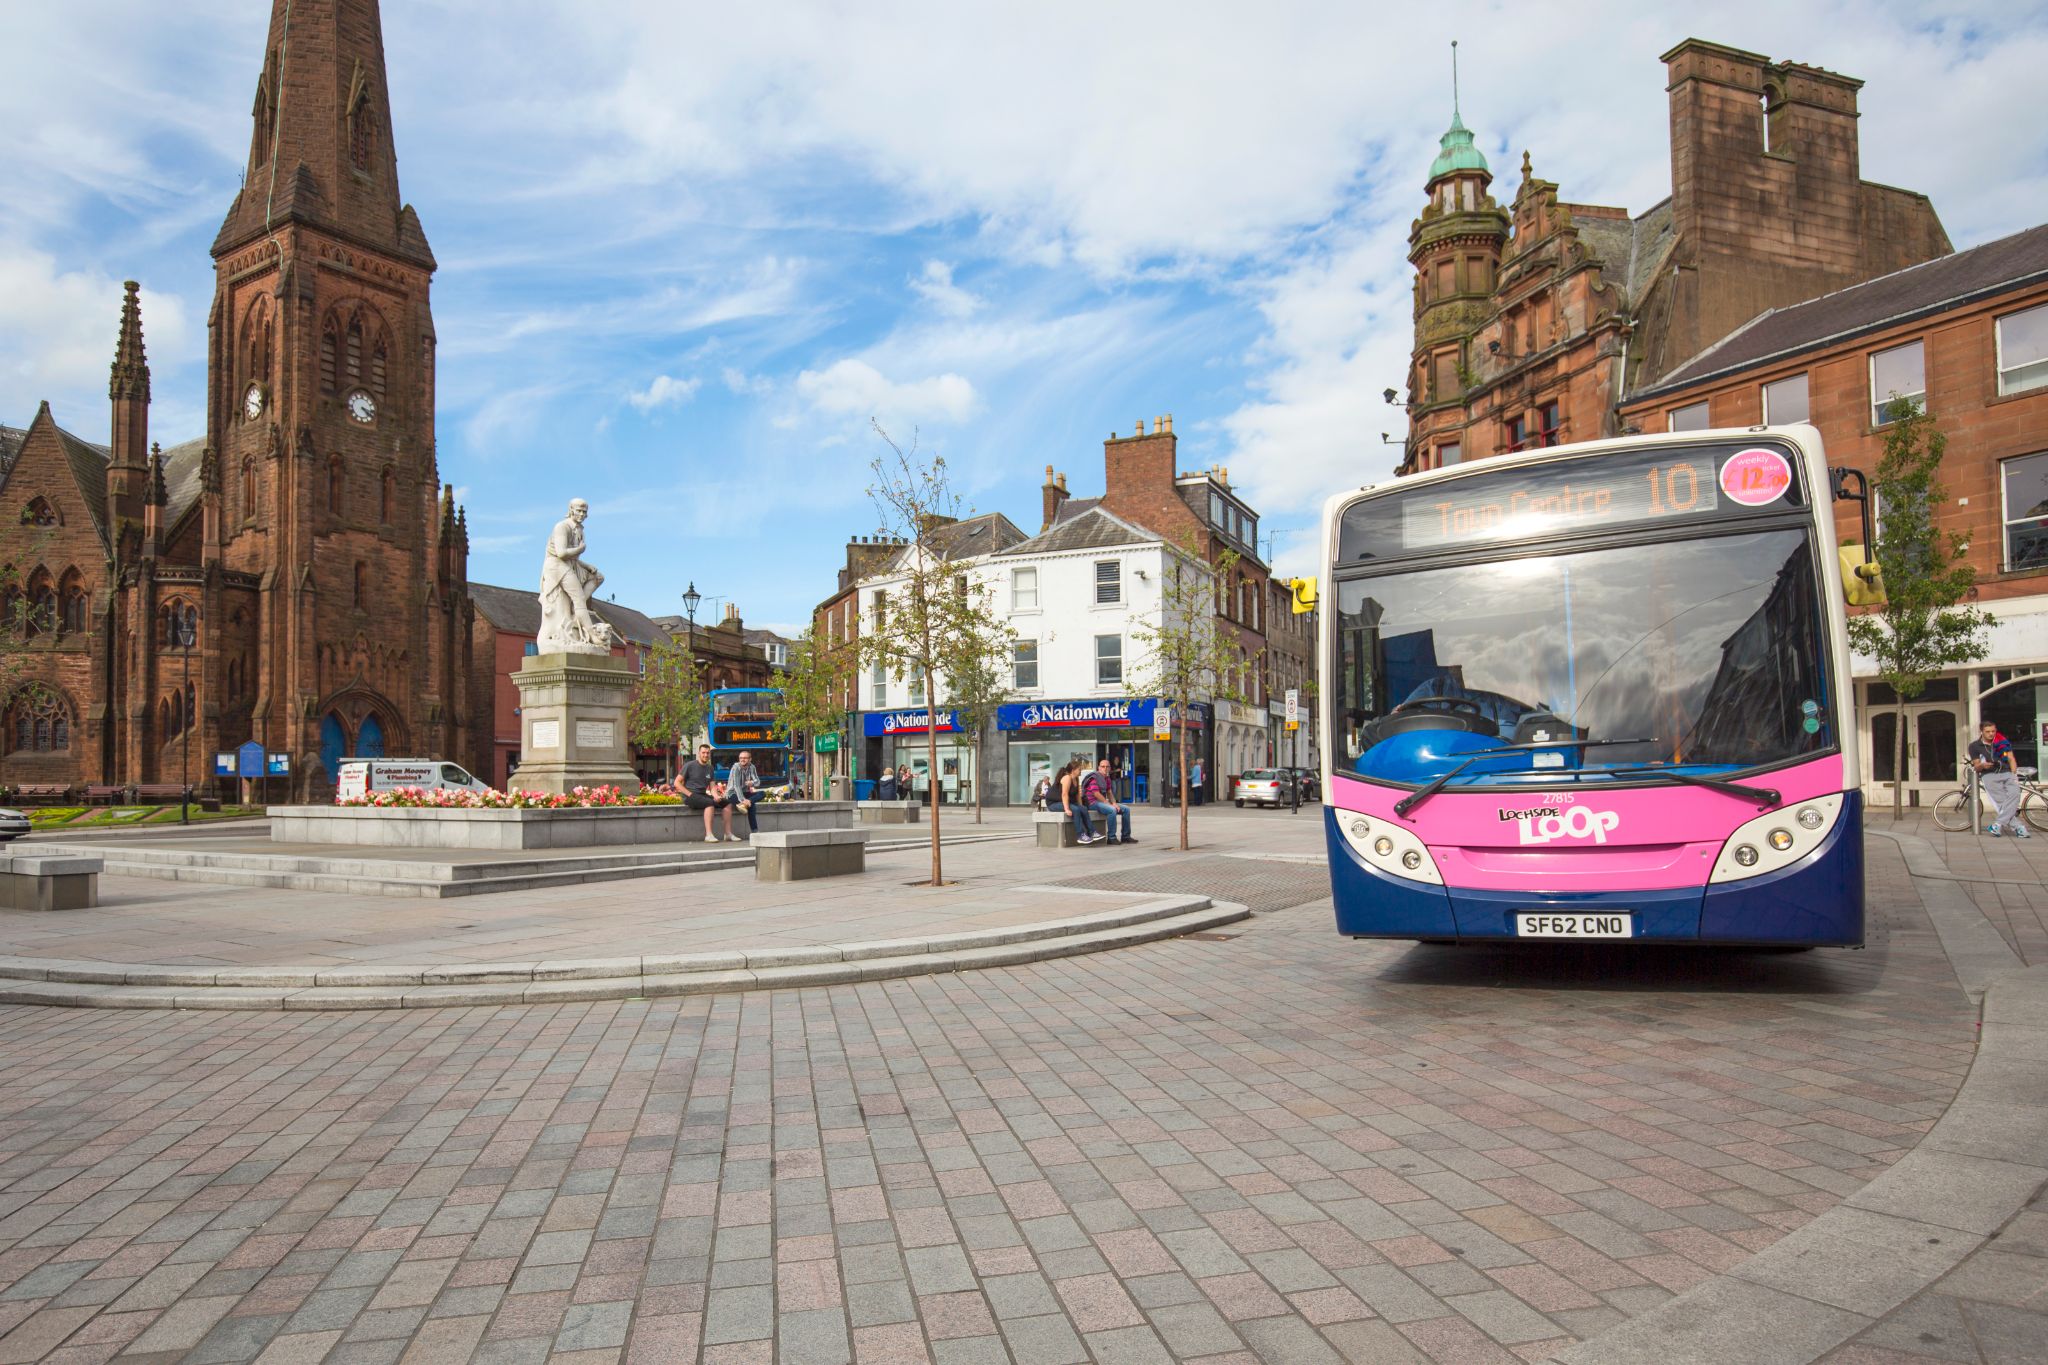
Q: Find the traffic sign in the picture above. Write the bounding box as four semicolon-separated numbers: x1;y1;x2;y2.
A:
1284;688;1300;723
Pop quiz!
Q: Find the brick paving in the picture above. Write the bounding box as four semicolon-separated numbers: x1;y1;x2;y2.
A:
0;822;1985;1363
1907;815;2048;967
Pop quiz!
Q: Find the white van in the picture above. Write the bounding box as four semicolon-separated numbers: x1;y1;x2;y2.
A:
336;758;492;803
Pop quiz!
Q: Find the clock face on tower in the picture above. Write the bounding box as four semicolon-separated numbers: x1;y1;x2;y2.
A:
243;382;265;421
346;390;377;424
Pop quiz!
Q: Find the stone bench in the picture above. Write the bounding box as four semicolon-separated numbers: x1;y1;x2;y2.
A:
752;828;872;882
855;800;922;825
1034;810;1086;849
0;854;103;911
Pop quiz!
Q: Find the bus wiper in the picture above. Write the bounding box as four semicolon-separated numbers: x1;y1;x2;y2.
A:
1604;766;1780;808
1392;738;1659;818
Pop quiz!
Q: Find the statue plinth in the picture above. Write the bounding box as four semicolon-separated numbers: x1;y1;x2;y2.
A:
510;652;642;796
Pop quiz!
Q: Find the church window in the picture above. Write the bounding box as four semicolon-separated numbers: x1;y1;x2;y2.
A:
381;467;396;524
321;319;339;393
242;458;258;520
370;338;387;403
6;690;71;754
23;570;54;637
353;561;366;608
21;498;56;528
350;100;376;173
59;571;86;634
345;315;363;387
328;458;345;516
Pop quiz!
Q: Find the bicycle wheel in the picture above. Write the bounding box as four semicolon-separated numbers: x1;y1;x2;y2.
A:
1931;788;1976;832
2023;791;2048;834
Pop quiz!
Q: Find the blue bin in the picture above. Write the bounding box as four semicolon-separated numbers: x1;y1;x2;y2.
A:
853;779;876;801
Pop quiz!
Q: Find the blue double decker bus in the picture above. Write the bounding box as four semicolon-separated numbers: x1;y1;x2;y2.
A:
707;688;788;783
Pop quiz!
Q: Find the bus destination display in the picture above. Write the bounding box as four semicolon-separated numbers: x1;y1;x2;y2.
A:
1402;453;1720;550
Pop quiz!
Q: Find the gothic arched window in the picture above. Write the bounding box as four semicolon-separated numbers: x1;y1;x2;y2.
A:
320;319;339;394
159;599;198;649
380;467;396;524
242;458;258;520
20;498;56;528
345;315;363;387
350;100;376;173
59;570;86;635
327;458;345;516
23;570;55;638
7;690;71;754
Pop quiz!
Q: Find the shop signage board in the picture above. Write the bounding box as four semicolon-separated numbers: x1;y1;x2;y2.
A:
862;710;963;737
997;699;1209;731
815;732;840;753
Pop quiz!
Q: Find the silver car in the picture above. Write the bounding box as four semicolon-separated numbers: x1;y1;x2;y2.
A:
1235;769;1292;808
0;808;29;842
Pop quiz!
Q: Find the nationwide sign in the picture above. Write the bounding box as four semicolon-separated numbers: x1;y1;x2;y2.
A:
862;709;963;737
997;699;1209;731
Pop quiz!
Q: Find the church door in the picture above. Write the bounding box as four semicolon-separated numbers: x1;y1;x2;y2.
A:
320;712;349;778
357;713;386;759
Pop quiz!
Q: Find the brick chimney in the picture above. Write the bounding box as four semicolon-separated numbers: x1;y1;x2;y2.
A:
1100;410;1200;545
1041;465;1069;530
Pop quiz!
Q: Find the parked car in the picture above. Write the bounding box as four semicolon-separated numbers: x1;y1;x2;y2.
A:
1283;767;1321;801
335;758;492;803
1235;769;1295;808
0;808;29;841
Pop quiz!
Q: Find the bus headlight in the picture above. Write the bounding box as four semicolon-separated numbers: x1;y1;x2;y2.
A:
1337;809;1444;885
1712;794;1844;883
1351;819;1370;839
1374;837;1394;856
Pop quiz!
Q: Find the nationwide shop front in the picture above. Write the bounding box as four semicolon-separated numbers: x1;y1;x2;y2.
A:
862;708;983;805
997;698;1211;806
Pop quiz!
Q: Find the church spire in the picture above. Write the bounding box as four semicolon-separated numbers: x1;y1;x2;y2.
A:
214;0;433;268
109;280;149;405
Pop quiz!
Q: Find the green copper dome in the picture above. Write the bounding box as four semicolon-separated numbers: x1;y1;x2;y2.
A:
1428;111;1488;182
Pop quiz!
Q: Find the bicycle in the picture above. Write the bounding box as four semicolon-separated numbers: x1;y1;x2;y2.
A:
1931;766;2048;833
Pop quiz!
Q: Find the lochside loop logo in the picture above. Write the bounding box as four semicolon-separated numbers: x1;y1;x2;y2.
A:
1499;805;1621;845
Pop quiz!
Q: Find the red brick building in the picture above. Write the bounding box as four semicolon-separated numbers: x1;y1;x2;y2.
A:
1402;39;1951;476
1622;223;2048;804
0;0;473;799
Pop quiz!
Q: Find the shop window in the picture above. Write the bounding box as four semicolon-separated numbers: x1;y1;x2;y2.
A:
2001;450;2048;572
1668;401;1710;432
1538;401;1561;447
1011;567;1038;611
1763;373;1810;424
1998;303;2048;396
1870;340;1925;425
1013;640;1039;690
1094;560;1121;606
1094;634;1122;686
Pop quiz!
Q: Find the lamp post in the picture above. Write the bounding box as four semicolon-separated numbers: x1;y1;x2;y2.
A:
679;581;701;774
176;607;196;824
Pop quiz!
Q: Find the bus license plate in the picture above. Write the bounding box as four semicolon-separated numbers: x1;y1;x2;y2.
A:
1516;913;1632;939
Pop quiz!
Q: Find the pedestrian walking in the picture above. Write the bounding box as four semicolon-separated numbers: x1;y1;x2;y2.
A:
1083;757;1136;845
1970;721;2031;838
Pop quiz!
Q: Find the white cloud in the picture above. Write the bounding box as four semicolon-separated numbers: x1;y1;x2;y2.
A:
795;358;977;427
0;244;191;430
627;373;701;412
722;367;772;396
910;260;980;318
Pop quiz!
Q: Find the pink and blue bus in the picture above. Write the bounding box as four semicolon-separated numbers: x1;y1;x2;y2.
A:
1318;427;1864;947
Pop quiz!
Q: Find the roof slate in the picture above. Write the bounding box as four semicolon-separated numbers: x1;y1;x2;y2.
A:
1642;221;2048;396
997;506;1159;557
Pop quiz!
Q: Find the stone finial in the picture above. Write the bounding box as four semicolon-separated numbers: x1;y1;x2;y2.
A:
1521;150;1533;180
145;443;167;507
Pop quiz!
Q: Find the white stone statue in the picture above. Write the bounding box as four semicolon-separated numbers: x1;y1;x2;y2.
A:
537;498;620;654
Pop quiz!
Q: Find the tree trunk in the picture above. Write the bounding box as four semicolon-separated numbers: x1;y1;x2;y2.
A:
1177;716;1190;852
1892;697;1907;823
973;721;984;825
926;701;941;885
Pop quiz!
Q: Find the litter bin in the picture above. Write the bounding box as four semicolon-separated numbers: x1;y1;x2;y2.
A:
853;779;876;801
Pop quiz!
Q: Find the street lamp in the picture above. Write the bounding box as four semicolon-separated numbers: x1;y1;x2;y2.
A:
679;582;702;777
175;606;197;824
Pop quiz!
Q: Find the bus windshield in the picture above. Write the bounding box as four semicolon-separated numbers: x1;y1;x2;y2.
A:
711;692;775;722
1334;526;1833;786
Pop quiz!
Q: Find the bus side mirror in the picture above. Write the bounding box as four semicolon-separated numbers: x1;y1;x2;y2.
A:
1289;577;1318;614
1839;545;1885;607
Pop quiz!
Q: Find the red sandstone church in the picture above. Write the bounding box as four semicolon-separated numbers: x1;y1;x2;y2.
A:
0;1;475;799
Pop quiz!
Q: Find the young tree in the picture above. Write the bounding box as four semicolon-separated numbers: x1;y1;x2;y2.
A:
770;625;854;799
937;579;1017;825
1844;398;1992;822
625;639;709;784
861;422;1012;883
1128;536;1246;851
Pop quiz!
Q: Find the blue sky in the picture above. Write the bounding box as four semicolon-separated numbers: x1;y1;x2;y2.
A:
4;0;2046;631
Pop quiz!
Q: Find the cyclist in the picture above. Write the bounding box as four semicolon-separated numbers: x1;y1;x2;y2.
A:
1968;721;2030;839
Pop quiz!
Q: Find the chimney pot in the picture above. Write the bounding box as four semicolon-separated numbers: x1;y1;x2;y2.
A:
1163;414;1173;433
1044;464;1054;480
1057;473;1067;490
1136;418;1146;436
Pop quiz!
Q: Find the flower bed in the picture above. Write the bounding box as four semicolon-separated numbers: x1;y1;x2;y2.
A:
339;784;656;810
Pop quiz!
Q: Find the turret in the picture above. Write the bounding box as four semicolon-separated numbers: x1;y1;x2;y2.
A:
107;282;150;541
